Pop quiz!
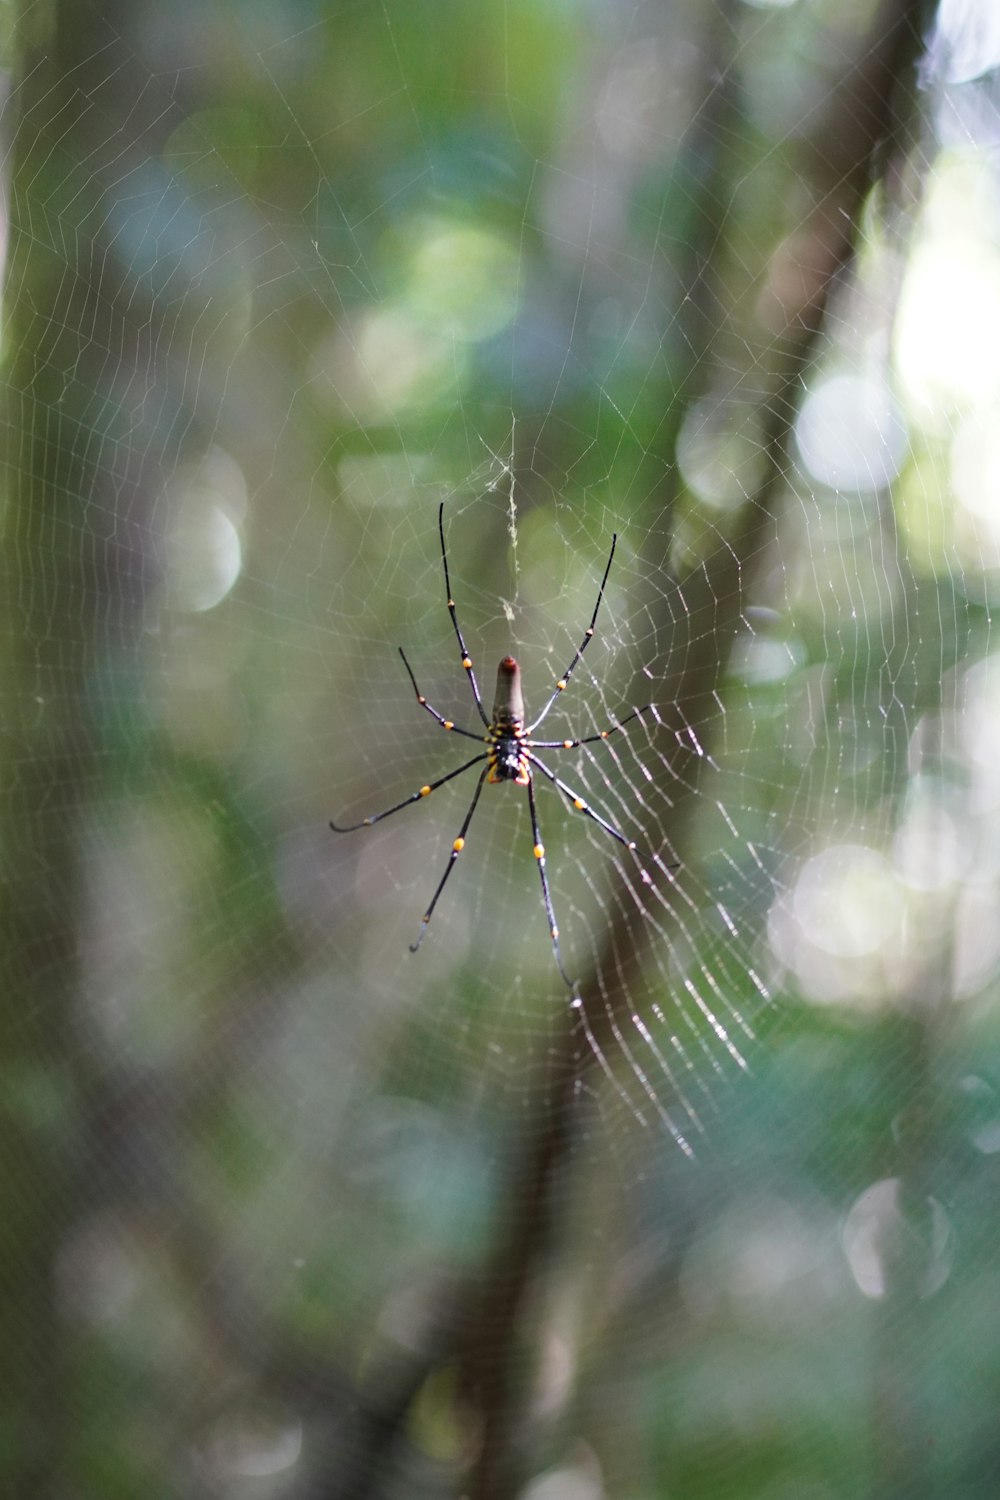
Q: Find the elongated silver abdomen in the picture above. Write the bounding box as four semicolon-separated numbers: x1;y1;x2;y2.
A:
493;655;525;729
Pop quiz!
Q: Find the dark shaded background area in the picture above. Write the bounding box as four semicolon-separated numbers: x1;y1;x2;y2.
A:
4;1;1000;1497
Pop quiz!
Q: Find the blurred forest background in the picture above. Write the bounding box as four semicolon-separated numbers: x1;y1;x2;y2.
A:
4;0;1000;1496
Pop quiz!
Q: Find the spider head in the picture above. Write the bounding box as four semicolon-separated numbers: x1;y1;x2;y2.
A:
493;655;524;730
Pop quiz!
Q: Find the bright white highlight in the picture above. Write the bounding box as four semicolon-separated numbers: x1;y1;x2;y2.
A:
767;844;909;1009
792;845;902;960
896;236;1000;417
794;374;906;493
196;1405;303;1480
162;446;246;613
841;1179;953;1299
950;406;1000;547
924;0;1000;84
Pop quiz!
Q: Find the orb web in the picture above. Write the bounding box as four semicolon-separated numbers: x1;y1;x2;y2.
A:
4;2;999;1496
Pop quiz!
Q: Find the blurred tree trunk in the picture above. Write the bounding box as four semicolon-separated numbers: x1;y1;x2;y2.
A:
460;2;926;1494
0;3;183;1486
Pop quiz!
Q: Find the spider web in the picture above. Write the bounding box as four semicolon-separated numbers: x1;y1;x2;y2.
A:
4;0;1000;1496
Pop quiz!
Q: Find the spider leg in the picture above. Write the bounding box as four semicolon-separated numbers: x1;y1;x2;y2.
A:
526;704;648;749
398;648;486;742
439;503;490;727
410;765;489;952
527;773;573;988
525;751;638;852
527;533;617;733
330;754;487;832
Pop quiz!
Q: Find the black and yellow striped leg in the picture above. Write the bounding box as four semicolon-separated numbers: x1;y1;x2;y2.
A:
527;774;573;988
527;705;648;750
330;754;487;832
398;647;486;742
438;502;490;727
526;752;637;852
527;533;618;732
410;765;489;952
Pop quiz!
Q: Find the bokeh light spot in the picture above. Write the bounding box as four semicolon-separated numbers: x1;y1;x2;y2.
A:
795;374;906;493
793;844;902;960
162;446;246;613
406;221;520;342
842;1179;954;1299
896;236;1000;419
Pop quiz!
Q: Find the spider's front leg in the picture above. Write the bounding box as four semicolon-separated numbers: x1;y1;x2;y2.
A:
398;647;486;742
438;502;490;727
527;532;618;733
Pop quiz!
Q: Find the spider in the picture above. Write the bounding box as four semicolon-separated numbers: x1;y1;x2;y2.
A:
330;504;658;988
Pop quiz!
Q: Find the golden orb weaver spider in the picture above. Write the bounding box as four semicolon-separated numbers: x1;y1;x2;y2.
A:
330;504;659;988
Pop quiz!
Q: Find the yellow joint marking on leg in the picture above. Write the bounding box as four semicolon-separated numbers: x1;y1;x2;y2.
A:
419;785;431;797
448;598;455;608
551;925;559;938
585;627;594;636
573;798;585;810
563;739;573;749
601;730;609;739
418;695;426;704
462;657;472;669
453;837;465;852
556;679;567;691
443;720;454;730
364;817;374;825
627;841;637;850
533;843;545;859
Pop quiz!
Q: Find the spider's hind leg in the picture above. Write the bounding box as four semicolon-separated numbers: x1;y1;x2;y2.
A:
409;765;489;953
526;774;573;988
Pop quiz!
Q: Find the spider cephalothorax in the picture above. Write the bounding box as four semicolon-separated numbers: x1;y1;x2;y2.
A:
331;504;657;987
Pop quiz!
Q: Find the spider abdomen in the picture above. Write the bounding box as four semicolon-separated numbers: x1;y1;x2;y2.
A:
488;656;530;785
493;655;524;724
